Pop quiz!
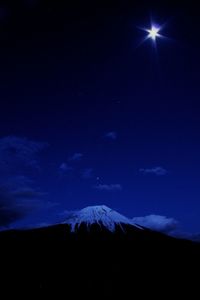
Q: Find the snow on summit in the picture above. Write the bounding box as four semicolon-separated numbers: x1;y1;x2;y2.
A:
64;205;141;232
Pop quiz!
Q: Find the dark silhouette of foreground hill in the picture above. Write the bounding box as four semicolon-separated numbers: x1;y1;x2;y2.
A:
0;223;199;297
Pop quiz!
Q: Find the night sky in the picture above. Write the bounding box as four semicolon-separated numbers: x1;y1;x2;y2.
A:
0;0;200;234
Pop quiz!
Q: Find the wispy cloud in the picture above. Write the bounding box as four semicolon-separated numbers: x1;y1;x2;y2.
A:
132;215;178;233
11;187;46;199
81;168;93;179
94;184;122;191
68;153;83;161
104;131;117;140
139;166;168;176
0;136;48;173
59;163;73;173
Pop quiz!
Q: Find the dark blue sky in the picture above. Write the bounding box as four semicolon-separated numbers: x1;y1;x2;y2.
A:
0;0;200;233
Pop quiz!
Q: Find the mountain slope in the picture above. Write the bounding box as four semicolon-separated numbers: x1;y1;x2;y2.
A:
0;205;200;297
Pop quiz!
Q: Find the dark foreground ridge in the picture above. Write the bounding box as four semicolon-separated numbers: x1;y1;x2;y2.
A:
0;222;200;297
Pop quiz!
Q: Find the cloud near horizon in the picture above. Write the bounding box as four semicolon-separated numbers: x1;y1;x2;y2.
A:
0;180;48;227
139;166;168;176
132;215;178;233
0;136;50;227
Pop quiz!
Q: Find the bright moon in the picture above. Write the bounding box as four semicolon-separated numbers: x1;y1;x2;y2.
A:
147;26;160;40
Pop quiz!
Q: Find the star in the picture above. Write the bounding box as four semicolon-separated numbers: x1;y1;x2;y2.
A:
146;25;161;41
138;21;165;47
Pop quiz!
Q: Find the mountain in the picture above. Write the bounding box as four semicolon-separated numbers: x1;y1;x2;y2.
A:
0;205;200;297
63;205;142;232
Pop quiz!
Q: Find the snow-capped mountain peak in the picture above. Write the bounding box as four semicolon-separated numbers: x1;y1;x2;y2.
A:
63;205;142;232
